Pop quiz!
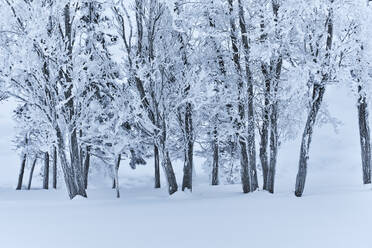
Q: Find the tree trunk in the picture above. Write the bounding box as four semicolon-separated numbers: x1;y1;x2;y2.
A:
260;129;269;190
160;149;178;195
80;145;84;172
53;146;57;189
56;125;87;199
260;69;270;191
357;89;371;184
239;140;251;193
295;85;326;197
237;0;258;191
182;102;194;192
207;8;225;187
27;157;37;190
228;0;251;193
159;116;178;195
84;146;90;189
295;6;333;197
114;154;121;198
211;125;219;186
69;129;87;197
173;13;194;192
43;152;49;190
154;145;161;188
267;56;282;194
265;2;282;194
16;154;27;190
59;4;87;199
268;102;279;193
79;131;83;175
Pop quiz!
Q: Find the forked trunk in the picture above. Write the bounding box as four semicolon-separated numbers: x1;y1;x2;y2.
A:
59;4;87;199
56;126;87;199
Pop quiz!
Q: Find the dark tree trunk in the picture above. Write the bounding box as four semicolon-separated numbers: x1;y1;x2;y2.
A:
295;85;326;197
357;88;371;184
211;125;219;186
239;140;251;193
53;146;57;189
267;57;282;194
258;8;271;192
295;6;333;197
266;2;282;194
154;145;161;188
56;125;87;199
182;102;194;192
268;102;279;193
162;150;178;195
227;140;236;184
237;0;258;191
174;16;194;192
259;2;282;193
84;146;90;189
228;0;251;193
59;4;87;199
27;157;37;190
80;145;84;171
43;152;49;190
114;154;121;198
158;116;178;195
133;0;177;195
207;7;225;187
260;70;270;191
79;130;83;174
16;154;27;190
70;129;87;197
112;178;116;189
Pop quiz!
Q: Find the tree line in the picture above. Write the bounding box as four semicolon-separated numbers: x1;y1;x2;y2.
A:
0;0;371;199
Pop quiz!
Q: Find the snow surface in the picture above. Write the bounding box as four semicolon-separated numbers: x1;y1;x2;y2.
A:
0;86;372;248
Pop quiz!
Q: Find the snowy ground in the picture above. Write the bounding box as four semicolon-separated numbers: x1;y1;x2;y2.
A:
0;174;371;248
1;85;372;248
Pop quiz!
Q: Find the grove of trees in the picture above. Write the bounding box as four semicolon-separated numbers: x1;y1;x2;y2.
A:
0;0;371;199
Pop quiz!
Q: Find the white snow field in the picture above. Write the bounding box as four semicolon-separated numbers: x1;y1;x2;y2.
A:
1;86;372;248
